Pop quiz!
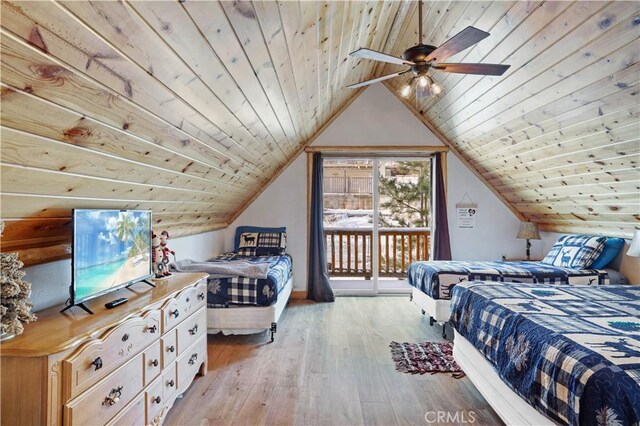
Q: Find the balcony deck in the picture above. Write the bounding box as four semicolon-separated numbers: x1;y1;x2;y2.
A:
325;227;430;279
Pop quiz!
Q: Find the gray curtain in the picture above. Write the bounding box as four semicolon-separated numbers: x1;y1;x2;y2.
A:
307;153;335;302
432;153;452;260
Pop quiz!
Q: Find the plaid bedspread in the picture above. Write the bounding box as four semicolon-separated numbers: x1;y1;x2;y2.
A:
407;260;610;300
450;282;640;426
203;253;292;308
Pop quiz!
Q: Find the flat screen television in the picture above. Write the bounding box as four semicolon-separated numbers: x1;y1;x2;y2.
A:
71;209;153;305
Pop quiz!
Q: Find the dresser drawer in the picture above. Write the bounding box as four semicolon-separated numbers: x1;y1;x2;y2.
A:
104;393;145;426
64;352;145;426
162;363;178;403
143;340;162;386
176;307;206;355
161;329;177;368
176;335;207;392
146;376;164;424
162;280;207;332
63;309;162;401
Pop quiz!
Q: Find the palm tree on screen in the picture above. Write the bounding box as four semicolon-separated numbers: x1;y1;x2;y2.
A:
116;213;142;257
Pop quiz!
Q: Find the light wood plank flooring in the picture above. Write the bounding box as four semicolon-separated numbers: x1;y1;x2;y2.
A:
165;297;502;425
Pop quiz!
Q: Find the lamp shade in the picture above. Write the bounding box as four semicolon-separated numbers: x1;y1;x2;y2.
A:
627;228;640;257
517;222;540;240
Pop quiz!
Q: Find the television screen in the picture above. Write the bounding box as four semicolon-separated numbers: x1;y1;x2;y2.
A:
72;209;153;304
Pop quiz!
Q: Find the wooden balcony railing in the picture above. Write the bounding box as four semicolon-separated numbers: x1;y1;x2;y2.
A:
323;176;372;194
324;227;430;278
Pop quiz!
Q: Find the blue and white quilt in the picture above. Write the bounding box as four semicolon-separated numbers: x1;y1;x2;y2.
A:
204;253;292;308
407;260;610;300
450;282;640;426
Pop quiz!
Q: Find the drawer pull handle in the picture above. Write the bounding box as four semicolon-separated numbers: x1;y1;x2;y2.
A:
167;345;175;353
122;333;129;342
148;325;157;334
167;379;175;387
188;324;198;335
197;293;205;301
103;386;123;406
152;396;162;404
171;309;179;318
188;353;198;365
150;359;159;367
92;357;103;371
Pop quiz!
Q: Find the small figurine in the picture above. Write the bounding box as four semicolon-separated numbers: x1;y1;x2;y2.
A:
151;232;165;279
159;230;176;277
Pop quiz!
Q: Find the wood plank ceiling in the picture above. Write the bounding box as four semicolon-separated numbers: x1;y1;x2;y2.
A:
0;0;639;264
0;0;403;262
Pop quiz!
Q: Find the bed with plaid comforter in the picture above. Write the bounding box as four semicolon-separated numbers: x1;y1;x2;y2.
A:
407;260;610;300
205;253;292;308
450;281;640;426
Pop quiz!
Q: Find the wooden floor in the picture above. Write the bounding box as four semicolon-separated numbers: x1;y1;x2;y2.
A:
165;297;503;426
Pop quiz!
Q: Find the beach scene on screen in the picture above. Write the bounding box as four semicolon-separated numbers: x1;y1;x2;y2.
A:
74;210;151;302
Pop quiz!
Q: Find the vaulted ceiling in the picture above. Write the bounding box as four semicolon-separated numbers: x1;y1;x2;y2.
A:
1;0;639;265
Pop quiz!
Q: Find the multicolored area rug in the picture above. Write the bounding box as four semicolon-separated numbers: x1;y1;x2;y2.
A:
390;341;465;378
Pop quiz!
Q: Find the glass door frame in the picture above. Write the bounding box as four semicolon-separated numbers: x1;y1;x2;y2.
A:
323;155;434;296
372;158;380;295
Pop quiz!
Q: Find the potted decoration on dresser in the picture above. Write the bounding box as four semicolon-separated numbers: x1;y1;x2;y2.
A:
0;222;36;341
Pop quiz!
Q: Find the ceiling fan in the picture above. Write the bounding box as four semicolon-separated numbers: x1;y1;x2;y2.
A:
347;1;510;99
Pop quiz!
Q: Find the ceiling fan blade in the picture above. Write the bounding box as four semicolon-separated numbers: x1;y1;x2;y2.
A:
425;26;490;63
433;63;511;76
350;48;415;66
346;70;409;89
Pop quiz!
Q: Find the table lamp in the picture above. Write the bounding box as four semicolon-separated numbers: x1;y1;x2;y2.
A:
517;221;540;261
627;228;640;257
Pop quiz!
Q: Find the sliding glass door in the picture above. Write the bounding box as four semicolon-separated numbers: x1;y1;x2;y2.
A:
377;159;432;292
323;159;375;293
323;157;432;295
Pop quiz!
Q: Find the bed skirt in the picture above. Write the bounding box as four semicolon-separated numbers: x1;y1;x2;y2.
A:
411;287;451;323
207;277;293;335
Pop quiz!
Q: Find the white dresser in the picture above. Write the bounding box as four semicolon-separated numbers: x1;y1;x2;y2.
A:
0;272;209;426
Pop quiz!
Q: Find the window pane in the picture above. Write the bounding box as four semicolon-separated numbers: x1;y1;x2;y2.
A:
378;160;431;278
323;159;373;283
378;160;431;228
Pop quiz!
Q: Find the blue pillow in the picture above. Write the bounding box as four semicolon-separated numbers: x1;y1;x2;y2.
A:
233;226;286;251
590;237;625;269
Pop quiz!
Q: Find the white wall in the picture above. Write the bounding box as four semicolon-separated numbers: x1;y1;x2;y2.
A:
26;229;226;312
225;156;308;285
229;84;524;290
446;153;525;261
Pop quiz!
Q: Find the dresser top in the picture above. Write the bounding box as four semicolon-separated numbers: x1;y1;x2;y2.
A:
0;273;208;357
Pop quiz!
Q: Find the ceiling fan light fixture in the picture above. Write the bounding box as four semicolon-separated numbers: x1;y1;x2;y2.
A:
400;84;412;98
417;75;430;88
431;82;442;95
